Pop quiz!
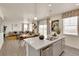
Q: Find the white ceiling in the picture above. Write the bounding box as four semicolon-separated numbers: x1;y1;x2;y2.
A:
0;3;79;21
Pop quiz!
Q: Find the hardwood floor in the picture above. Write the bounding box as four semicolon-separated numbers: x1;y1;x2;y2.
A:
0;39;79;56
0;40;26;56
62;45;79;56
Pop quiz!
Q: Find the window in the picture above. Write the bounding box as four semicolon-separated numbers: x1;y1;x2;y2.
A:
24;24;28;31
63;16;78;35
39;24;47;39
29;24;32;31
24;23;32;32
39;20;47;39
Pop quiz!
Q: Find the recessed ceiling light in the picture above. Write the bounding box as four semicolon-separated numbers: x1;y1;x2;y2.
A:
48;4;52;7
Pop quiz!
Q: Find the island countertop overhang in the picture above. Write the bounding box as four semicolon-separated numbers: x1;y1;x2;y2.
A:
24;36;65;50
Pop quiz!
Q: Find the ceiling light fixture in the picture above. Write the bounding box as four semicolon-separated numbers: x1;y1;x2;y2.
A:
48;4;52;7
48;4;52;17
34;4;38;20
34;16;37;20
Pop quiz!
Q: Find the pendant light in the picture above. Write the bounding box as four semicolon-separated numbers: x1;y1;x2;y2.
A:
48;4;52;17
34;3;38;20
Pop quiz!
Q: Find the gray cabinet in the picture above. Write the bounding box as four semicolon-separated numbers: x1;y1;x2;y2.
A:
40;38;65;56
25;37;65;56
61;38;65;52
52;39;62;56
40;44;53;56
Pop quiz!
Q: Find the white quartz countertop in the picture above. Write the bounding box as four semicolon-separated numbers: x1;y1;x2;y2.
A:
24;36;65;50
0;40;4;50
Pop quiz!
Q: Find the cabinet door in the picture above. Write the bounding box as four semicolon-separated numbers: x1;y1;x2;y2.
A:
53;39;62;56
61;38;65;51
40;44;53;56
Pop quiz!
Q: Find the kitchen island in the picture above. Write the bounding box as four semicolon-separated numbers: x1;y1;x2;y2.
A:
24;36;65;56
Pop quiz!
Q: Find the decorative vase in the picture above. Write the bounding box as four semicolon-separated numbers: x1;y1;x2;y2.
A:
39;35;44;40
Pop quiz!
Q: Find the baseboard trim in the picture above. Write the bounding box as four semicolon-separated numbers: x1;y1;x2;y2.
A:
65;44;79;50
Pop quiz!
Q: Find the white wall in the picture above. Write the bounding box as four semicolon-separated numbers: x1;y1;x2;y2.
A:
50;14;79;49
0;18;2;32
0;8;4;50
0;7;4;32
65;36;79;49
